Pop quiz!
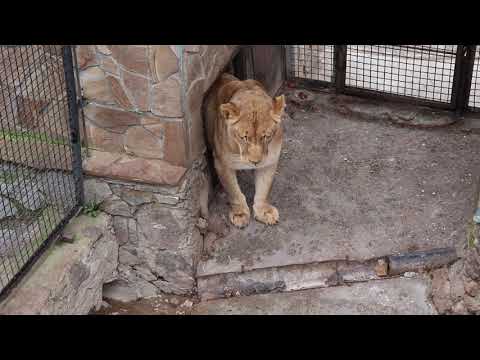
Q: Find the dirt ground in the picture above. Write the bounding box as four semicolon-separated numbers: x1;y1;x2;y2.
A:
198;87;480;278
93;85;480;315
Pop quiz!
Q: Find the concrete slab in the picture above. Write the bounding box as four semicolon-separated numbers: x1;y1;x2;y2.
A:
192;277;437;315
199;89;480;277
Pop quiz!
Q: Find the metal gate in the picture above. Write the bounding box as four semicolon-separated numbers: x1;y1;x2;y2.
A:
0;45;84;299
287;45;480;115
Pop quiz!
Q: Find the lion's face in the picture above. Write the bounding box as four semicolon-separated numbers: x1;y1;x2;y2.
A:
220;94;285;166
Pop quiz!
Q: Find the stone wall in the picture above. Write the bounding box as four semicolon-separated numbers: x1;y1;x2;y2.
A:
77;45;239;299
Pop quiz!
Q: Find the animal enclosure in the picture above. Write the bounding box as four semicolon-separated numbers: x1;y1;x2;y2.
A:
288;45;480;113
0;45;83;299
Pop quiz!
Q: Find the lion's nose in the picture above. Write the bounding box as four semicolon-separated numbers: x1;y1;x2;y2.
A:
250;159;261;166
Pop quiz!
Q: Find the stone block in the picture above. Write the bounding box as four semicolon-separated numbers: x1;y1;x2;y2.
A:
83;178;113;205
107;75;133;110
83;104;141;133
76;45;97;70
85;121;125;153
0;213;118;315
83;150;187;186
80;66;115;104
124;125;164;159
111;45;149;76
150;76;182;117
122;69;150;111
150;45;179;82
163;121;187;166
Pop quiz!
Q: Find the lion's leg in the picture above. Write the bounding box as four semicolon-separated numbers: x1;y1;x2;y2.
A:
214;157;250;228
253;163;279;225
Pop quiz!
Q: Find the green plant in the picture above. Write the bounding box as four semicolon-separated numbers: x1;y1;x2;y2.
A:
82;202;101;218
0;129;67;146
467;220;478;248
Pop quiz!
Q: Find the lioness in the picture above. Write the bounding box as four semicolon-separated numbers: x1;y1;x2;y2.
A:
204;73;285;228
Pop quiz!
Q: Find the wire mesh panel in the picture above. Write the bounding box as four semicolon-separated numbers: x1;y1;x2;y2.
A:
469;48;480;110
289;45;335;83
287;45;465;109
345;45;458;104
0;45;83;297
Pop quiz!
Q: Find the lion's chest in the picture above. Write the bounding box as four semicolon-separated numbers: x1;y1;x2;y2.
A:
224;145;281;171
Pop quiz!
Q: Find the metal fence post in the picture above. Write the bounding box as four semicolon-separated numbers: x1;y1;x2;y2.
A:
334;45;347;93
62;45;85;206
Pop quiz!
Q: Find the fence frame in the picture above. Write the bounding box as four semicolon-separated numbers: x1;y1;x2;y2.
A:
0;45;84;301
286;45;479;116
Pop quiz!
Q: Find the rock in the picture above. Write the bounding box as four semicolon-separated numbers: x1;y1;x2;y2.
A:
430;268;454;313
0;196;18;219
107;75;133;110
124;125;164;159
76;45;97;70
83;150;187;186
0;213;118;314
150;76;182;117
112;216;134;246
465;280;480;297
83;104;140;133
83;178;113;205
464;295;480;313
96;45;112;55
118;247;140;266
207;213;230;237
103;278;158;302
151;45;179;82
114;188;154;207
85;121;125;153
374;258;389;277
80;66;114;104
100;300;111;309
448;261;466;300
180;299;194;308
110;46;149;76
163;121;187;166
101;199;133;217
122;69;149;111
17;189;45;211
196;217;208;234
451;300;469;315
103;280;139;303
101;56;119;75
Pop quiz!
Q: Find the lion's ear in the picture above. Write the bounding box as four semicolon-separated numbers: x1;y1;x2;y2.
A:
271;95;286;123
220;102;240;124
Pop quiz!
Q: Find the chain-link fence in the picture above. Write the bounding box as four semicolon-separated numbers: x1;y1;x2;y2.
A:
0;45;83;298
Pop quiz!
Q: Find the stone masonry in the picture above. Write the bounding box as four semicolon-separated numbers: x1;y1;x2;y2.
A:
77;45;239;299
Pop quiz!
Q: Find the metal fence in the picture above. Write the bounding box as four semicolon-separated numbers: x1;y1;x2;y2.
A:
0;45;83;299
287;45;480;114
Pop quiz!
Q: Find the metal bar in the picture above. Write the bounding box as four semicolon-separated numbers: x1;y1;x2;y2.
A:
62;45;85;206
462;46;476;113
334;45;346;92
71;45;89;155
451;45;464;112
452;45;476;115
289;77;334;91
343;86;455;110
284;45;293;81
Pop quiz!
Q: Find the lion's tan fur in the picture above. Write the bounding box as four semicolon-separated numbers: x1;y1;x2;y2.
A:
204;73;285;227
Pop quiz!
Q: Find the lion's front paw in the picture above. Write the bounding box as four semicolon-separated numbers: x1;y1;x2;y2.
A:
253;203;279;225
229;205;251;228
